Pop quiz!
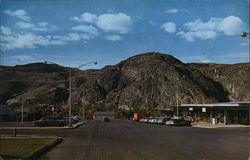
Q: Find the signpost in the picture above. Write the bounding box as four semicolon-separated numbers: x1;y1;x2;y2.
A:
202;107;206;113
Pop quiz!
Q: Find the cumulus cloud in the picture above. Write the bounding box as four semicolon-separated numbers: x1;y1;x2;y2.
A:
177;31;218;42
161;22;176;33
71;25;98;35
16;21;58;32
71;12;133;34
4;9;31;21
38;22;49;27
70;12;97;23
53;33;92;41
105;35;123;41
0;26;93;51
165;9;179;14
0;26;12;35
96;13;132;34
218;16;245;36
177;16;245;41
16;22;34;29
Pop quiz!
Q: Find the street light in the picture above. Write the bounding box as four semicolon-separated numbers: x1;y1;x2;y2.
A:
80;98;85;121
241;32;250;62
241;32;248;38
68;61;97;127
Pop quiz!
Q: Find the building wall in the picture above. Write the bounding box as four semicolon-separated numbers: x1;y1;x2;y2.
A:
93;115;114;120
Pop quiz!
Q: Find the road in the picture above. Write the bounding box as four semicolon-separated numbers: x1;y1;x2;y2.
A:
0;120;249;160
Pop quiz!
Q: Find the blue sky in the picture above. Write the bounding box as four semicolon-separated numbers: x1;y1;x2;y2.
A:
0;0;249;69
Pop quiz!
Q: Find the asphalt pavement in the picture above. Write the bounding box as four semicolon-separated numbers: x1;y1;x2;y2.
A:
0;120;249;160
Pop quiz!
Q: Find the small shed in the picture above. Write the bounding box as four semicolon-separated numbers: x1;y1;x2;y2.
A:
93;112;115;120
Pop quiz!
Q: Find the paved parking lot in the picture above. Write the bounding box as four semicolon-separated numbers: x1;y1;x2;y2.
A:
0;120;249;160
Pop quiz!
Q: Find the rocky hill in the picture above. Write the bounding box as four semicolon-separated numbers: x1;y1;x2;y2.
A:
1;52;249;111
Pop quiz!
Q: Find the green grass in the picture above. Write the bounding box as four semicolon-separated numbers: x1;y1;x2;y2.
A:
0;138;58;159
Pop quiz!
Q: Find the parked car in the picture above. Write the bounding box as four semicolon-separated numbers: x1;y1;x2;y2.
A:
103;117;110;122
64;117;79;124
165;117;191;126
148;117;156;123
156;117;172;124
33;117;67;127
139;118;148;123
148;117;161;124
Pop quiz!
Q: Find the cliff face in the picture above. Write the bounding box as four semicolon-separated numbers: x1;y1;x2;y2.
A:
1;52;249;110
188;63;250;102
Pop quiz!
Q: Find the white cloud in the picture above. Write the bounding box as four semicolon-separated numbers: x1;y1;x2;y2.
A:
218;16;245;36
53;33;92;41
16;22;34;29
165;8;188;14
161;22;176;33
200;59;212;63
38;22;49;27
1;32;69;51
105;35;123;41
4;9;30;21
0;26;12;35
70;12;133;35
177;31;218;42
70;12;97;23
177;16;245;41
16;21;58;32
1;33;45;50
96;13;132;34
183;18;221;31
165;9;178;14
0;25;95;51
71;25;98;35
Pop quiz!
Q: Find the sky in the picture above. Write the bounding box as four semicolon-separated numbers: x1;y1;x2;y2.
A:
0;0;249;69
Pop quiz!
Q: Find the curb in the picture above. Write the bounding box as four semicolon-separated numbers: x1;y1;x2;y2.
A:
0;121;88;130
193;125;249;129
27;137;63;159
193;125;218;129
71;121;88;129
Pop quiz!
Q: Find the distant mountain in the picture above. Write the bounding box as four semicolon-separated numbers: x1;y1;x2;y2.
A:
1;52;249;111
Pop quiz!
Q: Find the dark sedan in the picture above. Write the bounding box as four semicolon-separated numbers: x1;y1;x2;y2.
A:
33;117;67;127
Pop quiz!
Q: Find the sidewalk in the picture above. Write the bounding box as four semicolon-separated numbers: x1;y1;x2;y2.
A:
0;121;87;130
192;122;250;128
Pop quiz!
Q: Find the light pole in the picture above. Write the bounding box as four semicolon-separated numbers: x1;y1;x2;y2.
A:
80;98;85;121
21;99;24;123
68;61;97;127
241;32;250;62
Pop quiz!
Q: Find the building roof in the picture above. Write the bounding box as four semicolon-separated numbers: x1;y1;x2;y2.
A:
93;112;114;116
181;101;250;108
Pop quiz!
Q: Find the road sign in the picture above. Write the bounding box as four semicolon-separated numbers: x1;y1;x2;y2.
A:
202;107;206;112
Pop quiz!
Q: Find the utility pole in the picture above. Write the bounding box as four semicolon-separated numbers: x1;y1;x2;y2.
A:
241;32;250;62
68;69;72;127
176;89;179;118
81;99;85;121
21;99;24;123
